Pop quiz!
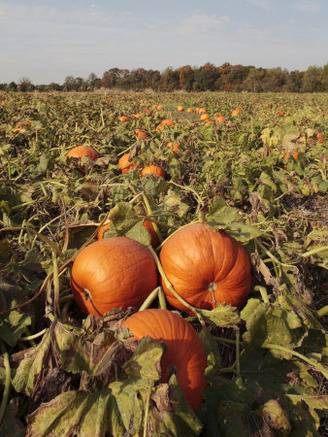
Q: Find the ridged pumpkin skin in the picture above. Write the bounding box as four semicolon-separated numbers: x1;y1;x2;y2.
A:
66;145;99;160
159;223;252;313
122;309;207;411
71;237;158;317
118;153;139;174
141;165;165;178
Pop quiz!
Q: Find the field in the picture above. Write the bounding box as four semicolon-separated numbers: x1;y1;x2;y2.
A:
0;90;327;436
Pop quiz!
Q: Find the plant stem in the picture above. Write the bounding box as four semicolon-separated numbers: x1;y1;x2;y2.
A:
301;246;328;258
142;193;163;244
21;328;47;341
235;327;241;377
52;252;60;318
264;343;328;380
317;305;328;318
253;285;270;303
214;336;239;345
0;343;11;427
146;246;202;322
0;226;64;258
158;288;167;310
143;381;153;437
138;287;159;312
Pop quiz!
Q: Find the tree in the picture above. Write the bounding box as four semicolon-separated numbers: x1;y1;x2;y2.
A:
301;66;323;92
179;65;194;91
193;63;220;91
159;67;179;91
18;77;34;92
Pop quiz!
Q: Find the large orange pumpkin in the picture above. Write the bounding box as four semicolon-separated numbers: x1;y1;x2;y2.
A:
66;145;99;160
118;153;139;174
141;165;165;179
70;238;158;317
121;309;207;411
159;223;252;313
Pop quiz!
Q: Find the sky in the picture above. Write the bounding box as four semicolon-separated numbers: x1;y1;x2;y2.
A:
1;0;328;84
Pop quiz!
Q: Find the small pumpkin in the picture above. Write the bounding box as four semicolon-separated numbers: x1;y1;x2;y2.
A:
177;106;184;112
231;108;241;117
135;129;148;139
14;120;31;129
66;145;99;160
317;133;324;143
118;153;139;174
216;115;225;123
119;115;129;122
167;142;180;153
70;237;158;317
199;114;210;121
159;223;252;313
141;165;165;179
121;309;207;411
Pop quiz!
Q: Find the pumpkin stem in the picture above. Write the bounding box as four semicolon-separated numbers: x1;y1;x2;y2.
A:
83;288;103;317
208;282;217;306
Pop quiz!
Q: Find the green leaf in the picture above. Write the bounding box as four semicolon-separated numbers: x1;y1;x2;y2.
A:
26;389;125;437
163;190;190;218
198;327;222;379
12;330;51;395
198;303;241;328
34;154;49;175
123;335;164;381
125;220;151;246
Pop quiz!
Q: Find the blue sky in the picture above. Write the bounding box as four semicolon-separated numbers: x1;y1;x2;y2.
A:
1;0;327;84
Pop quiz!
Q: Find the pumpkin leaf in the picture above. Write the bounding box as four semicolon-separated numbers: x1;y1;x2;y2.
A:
12;330;51;395
125;220;151;246
198;303;241;328
26;389;125;437
123;335;164;381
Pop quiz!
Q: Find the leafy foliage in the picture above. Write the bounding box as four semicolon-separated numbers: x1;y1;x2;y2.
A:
0;91;327;436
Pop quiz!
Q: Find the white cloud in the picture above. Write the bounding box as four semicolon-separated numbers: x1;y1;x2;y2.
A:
178;14;230;35
247;0;272;9
291;0;321;12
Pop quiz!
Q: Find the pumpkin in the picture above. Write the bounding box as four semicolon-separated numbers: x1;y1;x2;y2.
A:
216;115;225;123
66;145;99;160
317;133;324;143
121;309;207;411
231;108;241;117
118;153;139;174
186;108;194;113
135;129;148;139
15;120;31;129
141;165;165;179
283;150;299;161
161;119;175;127
177;106;184;112
199;114;210;121
159;223;252;313
167;142;179;153
119;116;129;122
70;237;158;317
98;219;159;248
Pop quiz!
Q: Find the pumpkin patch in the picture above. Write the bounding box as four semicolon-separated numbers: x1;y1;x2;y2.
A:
1;90;327;436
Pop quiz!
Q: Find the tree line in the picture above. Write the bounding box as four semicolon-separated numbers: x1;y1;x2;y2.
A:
2;62;328;93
